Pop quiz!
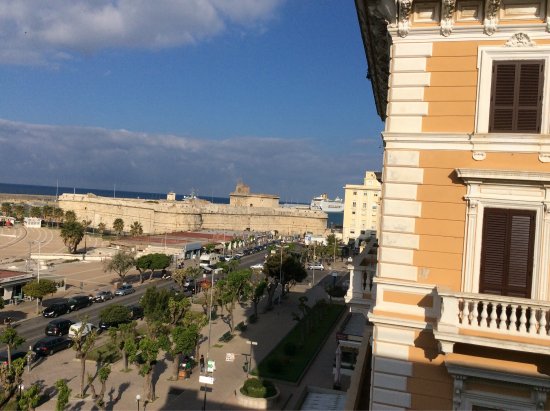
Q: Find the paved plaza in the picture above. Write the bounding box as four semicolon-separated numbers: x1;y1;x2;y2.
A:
0;227;349;410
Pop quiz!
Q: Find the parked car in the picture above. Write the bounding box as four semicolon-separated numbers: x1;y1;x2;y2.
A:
43;302;71;318
307;263;325;270
67;295;93;311
33;337;72;356
114;284;135;296
0;351;28;366
45;319;74;336
68;322;96;339
93;290;114;303
250;263;264;270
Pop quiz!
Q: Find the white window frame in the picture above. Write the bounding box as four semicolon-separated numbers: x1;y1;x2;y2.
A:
475;45;550;134
457;168;550;301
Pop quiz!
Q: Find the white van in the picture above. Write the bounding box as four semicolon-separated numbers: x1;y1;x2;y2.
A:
68;322;96;339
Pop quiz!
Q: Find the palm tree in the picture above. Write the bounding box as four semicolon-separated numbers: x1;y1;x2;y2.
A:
1;202;12;216
60;221;85;253
129;221;143;237
113;218;124;237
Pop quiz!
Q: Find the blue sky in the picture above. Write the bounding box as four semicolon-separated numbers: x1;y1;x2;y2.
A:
0;0;383;202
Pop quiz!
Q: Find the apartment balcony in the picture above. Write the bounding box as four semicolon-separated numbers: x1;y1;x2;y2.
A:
434;291;550;355
344;240;377;313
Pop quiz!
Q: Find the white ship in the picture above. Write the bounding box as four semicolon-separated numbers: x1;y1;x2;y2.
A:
310;193;344;213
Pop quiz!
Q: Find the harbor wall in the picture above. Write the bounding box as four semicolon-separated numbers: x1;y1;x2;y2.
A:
58;194;327;236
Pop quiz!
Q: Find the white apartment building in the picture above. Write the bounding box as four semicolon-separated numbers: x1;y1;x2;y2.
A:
342;171;381;244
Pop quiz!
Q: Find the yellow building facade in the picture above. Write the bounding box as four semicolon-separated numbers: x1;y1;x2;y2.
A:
343;171;382;244
351;0;550;409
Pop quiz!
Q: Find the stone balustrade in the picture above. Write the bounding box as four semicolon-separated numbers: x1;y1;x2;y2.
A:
436;291;550;354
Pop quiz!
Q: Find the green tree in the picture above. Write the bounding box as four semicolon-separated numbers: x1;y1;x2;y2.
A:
13;204;26;220
264;251;307;308
88;364;111;410
112;218;124;237
250;270;268;319
1;202;12;216
170;324;199;380
174;266;202;294
97;222;106;234
60;221;84;253
135;253;171;283
71;321;97;398
64;210;77;223
22;279;57;314
52;208;64;227
215;269;252;333
81;219;92;255
18;383;41;411
129;335;169;402
104;250;135;282
140;287;175;323
30;206;42;218
0;327;25;367
99;304;131;324
42;205;53;225
55;379;71;411
129;221;143;237
108;322;138;371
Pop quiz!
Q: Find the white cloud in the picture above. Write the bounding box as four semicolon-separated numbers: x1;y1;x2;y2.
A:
0;0;284;65
0;119;380;201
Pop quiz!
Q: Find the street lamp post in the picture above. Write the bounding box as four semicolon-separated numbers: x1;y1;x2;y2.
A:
136;394;141;411
246;340;258;378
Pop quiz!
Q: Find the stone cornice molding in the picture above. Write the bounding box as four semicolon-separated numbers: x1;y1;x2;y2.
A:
456;168;550;184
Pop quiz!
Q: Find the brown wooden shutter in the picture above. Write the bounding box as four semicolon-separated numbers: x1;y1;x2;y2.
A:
489;61;544;133
479;208;535;298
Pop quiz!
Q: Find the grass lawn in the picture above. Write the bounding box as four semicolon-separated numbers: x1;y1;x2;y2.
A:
255;302;345;383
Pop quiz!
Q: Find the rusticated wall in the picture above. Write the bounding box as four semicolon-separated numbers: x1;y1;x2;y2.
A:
58;193;327;235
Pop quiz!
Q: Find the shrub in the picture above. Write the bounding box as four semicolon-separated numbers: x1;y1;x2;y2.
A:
235;321;247;332
248;314;258;324
283;341;297;357
218;331;233;343
241;378;277;398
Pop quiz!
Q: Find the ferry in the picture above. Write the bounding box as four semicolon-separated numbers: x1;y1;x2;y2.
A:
310;193;344;213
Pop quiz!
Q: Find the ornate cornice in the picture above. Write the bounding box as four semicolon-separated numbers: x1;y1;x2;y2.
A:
484;0;501;35
441;0;456;36
354;0;393;120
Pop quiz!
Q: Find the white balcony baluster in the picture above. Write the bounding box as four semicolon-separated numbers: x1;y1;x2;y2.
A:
519;307;527;334
436;292;550;354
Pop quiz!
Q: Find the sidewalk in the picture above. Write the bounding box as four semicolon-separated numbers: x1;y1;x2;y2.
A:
13;265;349;410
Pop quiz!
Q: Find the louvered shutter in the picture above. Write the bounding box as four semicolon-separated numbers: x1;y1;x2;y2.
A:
489;61;544;133
480;209;508;295
479;208;534;298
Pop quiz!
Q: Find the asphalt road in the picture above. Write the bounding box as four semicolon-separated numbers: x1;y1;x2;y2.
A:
8;250;270;352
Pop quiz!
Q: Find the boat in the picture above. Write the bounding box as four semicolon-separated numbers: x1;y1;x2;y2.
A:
310;194;344;213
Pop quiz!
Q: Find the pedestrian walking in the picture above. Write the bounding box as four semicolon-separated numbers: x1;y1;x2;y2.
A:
200;354;205;373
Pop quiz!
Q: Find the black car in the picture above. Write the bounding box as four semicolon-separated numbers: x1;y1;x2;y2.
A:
33;337;72;356
0;351;27;366
43;302;70;318
67;295;93;311
45;319;74;336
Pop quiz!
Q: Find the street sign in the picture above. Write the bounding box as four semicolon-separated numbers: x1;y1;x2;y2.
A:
199;376;215;385
225;353;235;362
207;360;216;372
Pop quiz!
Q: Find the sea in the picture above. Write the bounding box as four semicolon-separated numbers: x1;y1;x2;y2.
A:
0;182;343;228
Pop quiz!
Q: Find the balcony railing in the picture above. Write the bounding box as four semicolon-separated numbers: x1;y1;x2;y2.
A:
436;292;550;354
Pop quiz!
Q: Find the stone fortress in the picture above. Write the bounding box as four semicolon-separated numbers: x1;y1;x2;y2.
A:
58;182;327;235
